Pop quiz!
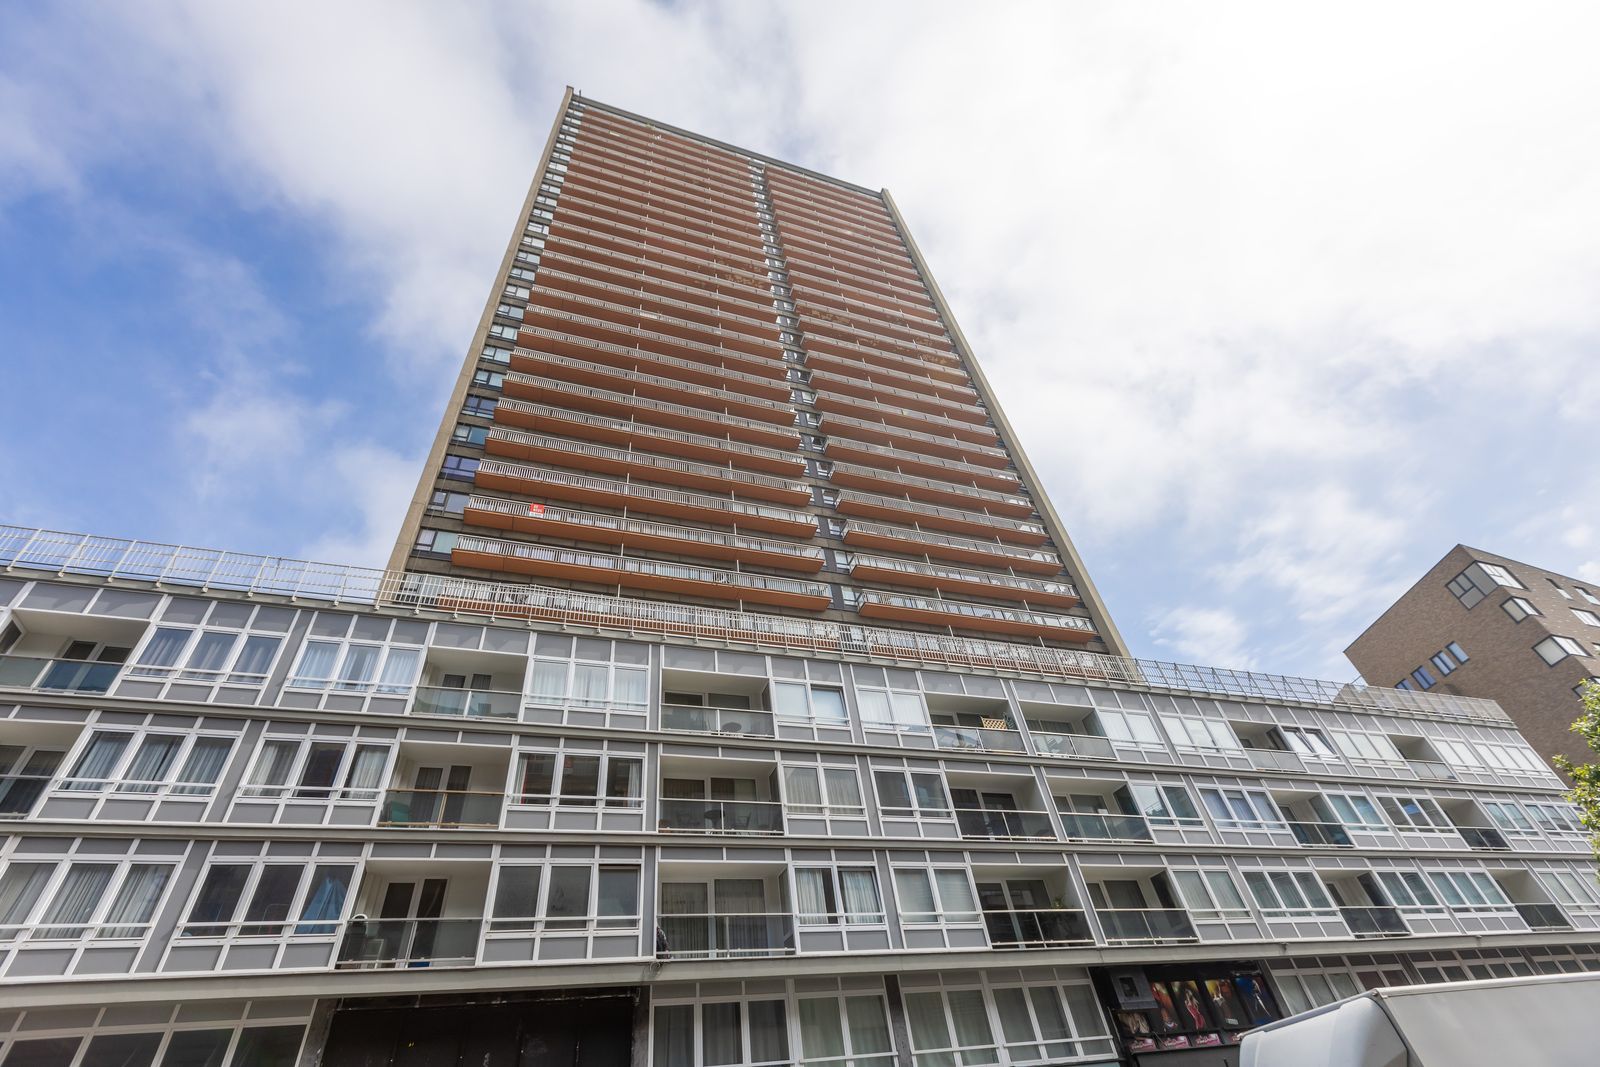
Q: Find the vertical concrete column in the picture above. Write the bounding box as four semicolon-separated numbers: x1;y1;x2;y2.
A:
629;985;653;1067
294;999;337;1067
883;974;916;1067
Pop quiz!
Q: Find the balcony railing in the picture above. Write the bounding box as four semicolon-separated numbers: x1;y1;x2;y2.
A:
660;704;776;738
485;426;805;497
0;654;120;694
1030;730;1118;761
503;374;797;447
983;909;1094;948
494;398;800;471
1456;825;1512;851
1094;908;1199;944
1058;812;1153;843
658;798;783;835
0;525;1515;729
820;413;1008;464
843;519;1062;571
1245;748;1306;772
839;491;1043;538
410;685;521;720
848;555;1075;604
1286;821;1355;847
931;724;1026;753
378;789;504;828
860;591;1095;636
656;912;795;959
1407;759;1459;781
0;774;52;818
829;462;1031;511
1515;902;1573;931
1339;906;1411;937
337;917;483;968
953;808;1057;841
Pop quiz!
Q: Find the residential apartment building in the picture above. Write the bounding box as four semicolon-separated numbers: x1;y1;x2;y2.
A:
1346;545;1600;770
2;92;1598;1067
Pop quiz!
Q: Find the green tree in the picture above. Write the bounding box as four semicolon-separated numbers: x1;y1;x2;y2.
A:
1553;679;1600;854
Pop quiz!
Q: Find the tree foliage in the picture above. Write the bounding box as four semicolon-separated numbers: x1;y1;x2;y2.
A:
1553;680;1600;855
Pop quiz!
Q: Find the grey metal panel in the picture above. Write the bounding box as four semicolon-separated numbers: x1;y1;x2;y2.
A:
72;946;140;974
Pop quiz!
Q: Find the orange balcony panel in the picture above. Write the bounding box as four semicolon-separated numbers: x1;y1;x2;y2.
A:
828;467;1035;518
451;541;832;612
473;463;816;538
462;499;825;575
823;439;1017;492
542;236;770;308
817;418;1002;466
553;207;765;274
810;375;988;426
559;187;757;250
836;495;1047;545
501;375;797;450
509;351;793;426
521;304;783;381
558;199;759;267
481;433;810;507
814;394;1000;447
534;269;775;345
846;558;1079;608
856;594;1095;642
493;403;802;477
840;525;1061;575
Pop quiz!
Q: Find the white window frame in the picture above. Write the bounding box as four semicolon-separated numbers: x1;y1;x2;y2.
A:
485;861;642;936
235;735;393;804
771;681;849;725
127;624;286;688
0;854;178;945
1169;868;1251;920
1157;713;1241;753
780;764;866;821
1240;869;1336;917
511;748;644;809
791;865;885;927
285;638;423;694
1199;786;1284;830
855;686;930;734
1377;793;1453;833
890;866;981;927
54;725;237;799
175;859;356;941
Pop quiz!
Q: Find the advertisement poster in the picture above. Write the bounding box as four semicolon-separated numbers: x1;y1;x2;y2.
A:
1204;977;1248;1028
1149;983;1183;1032
1175;981;1213;1031
1126;1037;1157;1054
1234;974;1278;1026
1193;1032;1223;1047
1158;1035;1192;1051
1115;1011;1152;1037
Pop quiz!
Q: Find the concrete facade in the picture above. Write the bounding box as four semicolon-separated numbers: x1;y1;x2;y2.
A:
1346;545;1600;771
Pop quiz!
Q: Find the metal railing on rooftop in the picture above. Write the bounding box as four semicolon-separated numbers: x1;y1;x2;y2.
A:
0;524;1513;726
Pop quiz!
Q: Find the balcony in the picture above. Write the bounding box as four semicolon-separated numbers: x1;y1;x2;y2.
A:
659;798;784;835
508;348;793;424
463;496;824;574
534;266;778;344
829;462;1034;516
503;372;797;449
801;317;960;370
1094;908;1199;944
656;912;796;960
931;724;1026;754
1515;902;1573;931
815;391;1001;447
1058;812;1154;843
858;590;1096;642
1456;825;1512;851
838;490;1045;544
842;519;1062;574
660;704;776;738
1286;821;1355;847
494;398;802;476
518;309;783;385
953;808;1057;841
378;789;504;828
821;411;1010;467
1339;906;1410;938
1245;748;1306;772
810;370;989;426
983;909;1095;949
558;186;760;255
337;917;483;969
824;437;1017;493
790;281;950;344
451;535;832;611
1030;730;1118;761
781;230;921;287
1407;759;1458;782
483;426;810;505
542;234;769;310
409;685;521;721
0;655;121;694
848;555;1078;607
472;458;817;537
554;200;765;272
546;219;769;297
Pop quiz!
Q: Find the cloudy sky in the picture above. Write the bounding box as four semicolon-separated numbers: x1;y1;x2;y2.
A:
3;2;1597;681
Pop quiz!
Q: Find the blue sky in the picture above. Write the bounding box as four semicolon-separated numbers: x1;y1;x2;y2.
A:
3;2;1598;681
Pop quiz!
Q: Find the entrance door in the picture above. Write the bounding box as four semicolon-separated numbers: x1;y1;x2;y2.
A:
376;877;448;963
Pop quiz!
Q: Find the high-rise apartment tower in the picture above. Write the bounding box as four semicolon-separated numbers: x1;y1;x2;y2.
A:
391;89;1125;657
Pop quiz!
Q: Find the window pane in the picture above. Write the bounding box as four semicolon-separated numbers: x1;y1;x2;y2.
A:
102;863;172;937
857;689;892;724
785;767;822;807
120;735;182;790
247;740;298;788
230;635;281;682
992;987;1037;1044
1173;871;1211;909
934;870;978;920
748;1000;789;1063
570;664;607;705
39;863;115;937
519;753;556;801
376;648;420;693
529;661;567;704
652;1005;693;1067
947;989;996;1050
847;996;893;1054
229;1026;304;1067
158;1029;232;1067
174;737;233;792
606;758;642;804
545;867;591;927
874;771;911;810
824;768;862;808
796;869;836;925
911;773;948;813
135;627;190;669
186;865;249;930
294;865;353;934
811;687;847;721
702;1002;742;1066
906;992;953;1052
0;862;54;925
1205;871;1247;910
800;998;847;1059
840;869;882;923
895;869;936;922
66;732;130;787
561;755;601;804
296;744;344;792
772;681;810;718
341;746;388;794
242;867;302;933
597;867;638;925
292;641;339;683
183;632;237;678
336;645;380;688
4;1038;85;1067
491;867;541;930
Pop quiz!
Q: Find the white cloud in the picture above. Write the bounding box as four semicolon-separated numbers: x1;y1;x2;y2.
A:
5;0;1599;679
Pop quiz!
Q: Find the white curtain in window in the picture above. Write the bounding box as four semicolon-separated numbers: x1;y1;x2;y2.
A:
799;998;846;1059
947;990;996;1056
1029;987;1072;1045
117;735;181;792
612;666;647;709
895;869;937;923
846;996;892;1056
891;692;927;729
824;769;862;809
934;870;978;921
529;660;568;705
571;664;608;707
173;738;233;794
856;690;892;725
747;1000;788;1064
134;627;190;671
784;767;822;808
247;740;298;789
772;682;810;719
992;988;1038;1050
840;869;882;923
101;864;171;938
291;641;340;686
0;862;53;928
702;1002;742;1067
795;869;832;925
183;632;237;678
375;648;421;694
1062;984;1106;1038
38;863;115;939
342;746;389;795
905;993;953;1053
336;645;380;690
65;732;129;790
229;634;281;682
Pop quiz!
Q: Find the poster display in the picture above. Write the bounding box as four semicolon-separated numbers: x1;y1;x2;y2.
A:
1097;962;1281;1055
